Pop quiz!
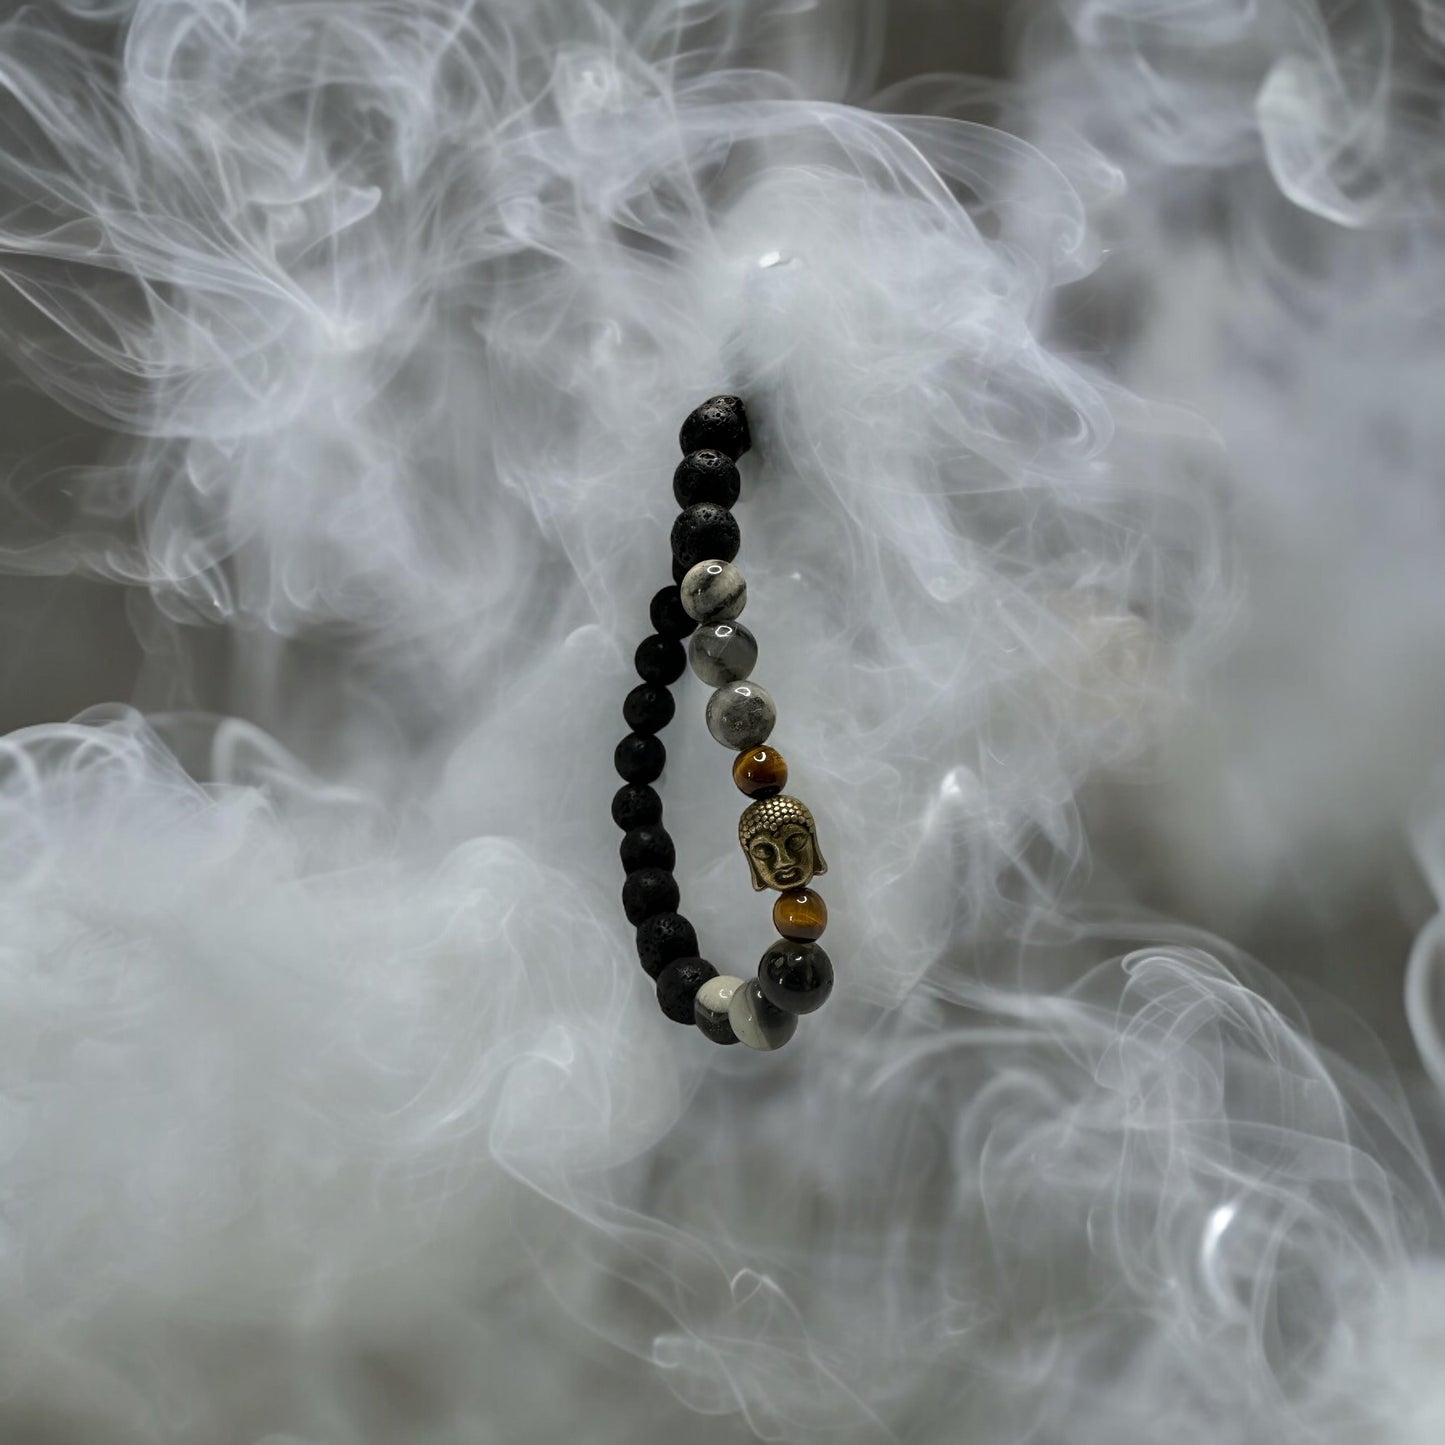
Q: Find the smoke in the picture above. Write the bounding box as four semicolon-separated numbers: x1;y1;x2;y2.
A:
0;0;1441;1441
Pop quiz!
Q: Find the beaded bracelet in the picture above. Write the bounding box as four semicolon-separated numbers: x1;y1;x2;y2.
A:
611;395;834;1051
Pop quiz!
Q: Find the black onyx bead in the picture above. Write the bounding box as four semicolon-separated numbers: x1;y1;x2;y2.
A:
671;503;740;572
673;450;741;510
635;912;698;979
612;783;662;831
679;395;750;460
635;633;686;685
620;825;676;874
614;733;664;785
622;682;675;736
758;938;834;1015
656;956;719;1025
649;585;698;639
622;867;679;925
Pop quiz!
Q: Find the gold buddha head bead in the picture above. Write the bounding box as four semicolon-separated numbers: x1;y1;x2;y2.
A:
738;794;828;892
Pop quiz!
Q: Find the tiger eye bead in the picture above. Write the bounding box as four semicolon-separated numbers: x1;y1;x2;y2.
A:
772;887;827;940
732;745;788;799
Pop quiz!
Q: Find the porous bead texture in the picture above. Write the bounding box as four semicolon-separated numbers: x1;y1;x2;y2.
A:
649;584;698;639
688;621;758;688
614;733;664;785
758;938;834;1015
635;912;698;979
612;783;662;831
656;956;719;1025
621;867;679;926
705;681;776;750
671;503;740;571
634;634;686;685
772;887;827;940
733;745;788;799
622;682;675;736
620;825;675;874
673;450;741;510
728;978;798;1051
695;974;743;1045
680;560;747;624
679;395;750;460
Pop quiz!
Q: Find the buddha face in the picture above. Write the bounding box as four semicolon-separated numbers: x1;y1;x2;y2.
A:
738;795;828;892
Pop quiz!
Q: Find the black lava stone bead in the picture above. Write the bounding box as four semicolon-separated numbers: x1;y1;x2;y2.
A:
620;825;676;874
671;555;690;584
635;633;686;685
614;733;664;785
635;912;699;979
622;682;675;736
758;938;834;1015
611;783;662;831
622;867;680;925
670;503;740;571
679;395;750;460
673;450;741;510
649;584;698;639
656;956;720;1025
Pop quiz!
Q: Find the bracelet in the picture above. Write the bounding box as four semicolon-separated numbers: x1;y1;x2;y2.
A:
611;395;835;1052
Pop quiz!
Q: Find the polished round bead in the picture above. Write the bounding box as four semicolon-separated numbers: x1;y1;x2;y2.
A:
621;867;679;925
694;974;743;1045
635;912;698;979
649;584;698;640
679;395;750;460
614;733;664;785
673;450;741;510
772;887;827;940
612;783;662;831
679;560;747;624
634;633;686;685
728;977;798;1051
732;745;788;799
705;681;776;750
671;503;740;572
620;825;675;874
688;621;758;688
622;682;675;736
758;938;834;1015
655;956;718;1025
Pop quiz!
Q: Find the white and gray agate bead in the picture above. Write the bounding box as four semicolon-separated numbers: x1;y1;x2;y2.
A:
679;559;747;624
688;620;758;687
695;973;743;1045
705;680;776;750
727;977;798;1051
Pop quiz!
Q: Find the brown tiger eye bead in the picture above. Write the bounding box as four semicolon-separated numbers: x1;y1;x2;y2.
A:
732;745;788;799
772;887;828;941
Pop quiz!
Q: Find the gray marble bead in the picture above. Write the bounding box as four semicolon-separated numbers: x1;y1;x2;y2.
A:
680;559;747;625
705;680;776;750
728;977;798;1051
695;973;744;1045
689;620;758;687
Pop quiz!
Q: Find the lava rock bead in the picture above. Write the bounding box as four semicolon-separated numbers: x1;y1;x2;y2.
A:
634;633;686;685
612;783;662;831
679;559;747;624
620;825;676;874
614;732;664;784
728;977;798;1051
656;956;719;1024
705;681;776;750
694;974;743;1045
673;450;741;509
622;867;680;925
732;745;787;799
622;682;675;735
636;912;699;978
649;584;698;640
758;938;834;1015
670;503;740;572
689;621;758;687
679;395;751;460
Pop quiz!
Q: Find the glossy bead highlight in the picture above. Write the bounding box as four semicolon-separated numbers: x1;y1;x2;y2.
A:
772;887;827;940
732;745;787;799
694;974;743;1045
727;977;797;1051
688;621;758;687
705;681;776;750
758;938;834;1015
679;559;746;624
